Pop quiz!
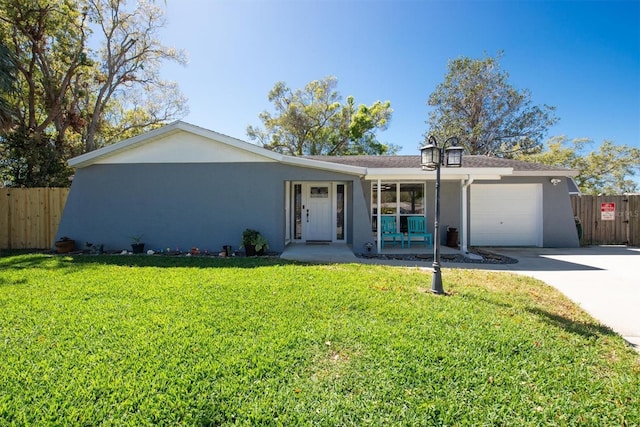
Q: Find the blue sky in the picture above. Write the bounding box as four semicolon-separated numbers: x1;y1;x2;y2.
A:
159;0;639;156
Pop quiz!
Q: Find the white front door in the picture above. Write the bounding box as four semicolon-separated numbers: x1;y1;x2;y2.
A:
305;184;332;241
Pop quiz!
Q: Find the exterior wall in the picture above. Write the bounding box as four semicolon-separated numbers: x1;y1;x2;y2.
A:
465;176;579;248
427;181;462;246
542;177;580;247
57;161;579;255
56;162;364;253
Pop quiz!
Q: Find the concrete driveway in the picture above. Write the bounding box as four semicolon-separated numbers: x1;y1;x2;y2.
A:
449;246;640;350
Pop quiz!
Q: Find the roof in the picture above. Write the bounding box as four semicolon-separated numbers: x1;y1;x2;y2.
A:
304;155;578;175
68;121;366;176
67;121;578;179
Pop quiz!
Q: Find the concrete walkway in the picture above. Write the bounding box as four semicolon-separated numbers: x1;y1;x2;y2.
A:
280;243;360;263
280;244;640;351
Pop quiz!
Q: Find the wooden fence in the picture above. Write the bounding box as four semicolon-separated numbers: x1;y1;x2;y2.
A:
1;188;70;249
571;195;640;246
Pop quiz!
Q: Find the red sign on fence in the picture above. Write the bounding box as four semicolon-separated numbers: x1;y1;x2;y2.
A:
601;202;615;221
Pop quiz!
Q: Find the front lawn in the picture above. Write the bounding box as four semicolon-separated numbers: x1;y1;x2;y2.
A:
0;254;638;425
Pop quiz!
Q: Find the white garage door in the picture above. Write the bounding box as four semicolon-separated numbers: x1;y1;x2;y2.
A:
470;184;542;246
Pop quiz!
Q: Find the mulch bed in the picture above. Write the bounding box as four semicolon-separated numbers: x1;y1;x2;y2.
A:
357;248;518;264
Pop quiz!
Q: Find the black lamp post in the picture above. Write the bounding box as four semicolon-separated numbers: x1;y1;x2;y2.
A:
420;135;463;294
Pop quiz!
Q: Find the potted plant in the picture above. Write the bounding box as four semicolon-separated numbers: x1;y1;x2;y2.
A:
130;235;145;254
54;236;75;253
241;229;268;256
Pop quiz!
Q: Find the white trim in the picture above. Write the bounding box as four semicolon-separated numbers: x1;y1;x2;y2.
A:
512;170;579;177
459;177;482;259
365;167;513;181
282;156;366;176
285;182;291;244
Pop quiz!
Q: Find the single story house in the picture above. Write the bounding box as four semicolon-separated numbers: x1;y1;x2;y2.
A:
55;121;580;255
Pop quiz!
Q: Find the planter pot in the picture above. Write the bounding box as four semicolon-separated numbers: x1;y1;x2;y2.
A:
244;245;265;256
131;243;145;254
446;228;459;248
55;239;75;254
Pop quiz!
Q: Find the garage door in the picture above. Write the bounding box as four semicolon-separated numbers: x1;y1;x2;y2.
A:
470;184;542;246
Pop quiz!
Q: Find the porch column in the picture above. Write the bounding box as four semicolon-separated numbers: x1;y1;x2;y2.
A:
376;179;381;253
460;176;481;259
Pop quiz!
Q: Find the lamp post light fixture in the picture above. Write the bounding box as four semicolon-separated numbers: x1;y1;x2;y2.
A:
420;135;464;294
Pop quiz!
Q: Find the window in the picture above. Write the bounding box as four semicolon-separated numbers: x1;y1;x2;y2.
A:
310;186;328;198
372;182;425;232
294;184;302;239
399;183;424;232
336;184;344;240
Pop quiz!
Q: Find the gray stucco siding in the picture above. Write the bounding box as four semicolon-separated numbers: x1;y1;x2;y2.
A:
56;162;364;253
428;182;462;245
540;178;581;247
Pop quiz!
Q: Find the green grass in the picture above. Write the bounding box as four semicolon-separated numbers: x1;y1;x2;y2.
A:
0;254;638;426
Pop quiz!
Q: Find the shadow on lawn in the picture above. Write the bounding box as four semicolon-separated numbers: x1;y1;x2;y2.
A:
463;292;617;342
525;307;618;340
0;252;302;270
0;253;56;270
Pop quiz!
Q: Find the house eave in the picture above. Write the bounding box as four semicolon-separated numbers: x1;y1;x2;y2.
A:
511;169;580;177
365;167;514;181
281;156;367;176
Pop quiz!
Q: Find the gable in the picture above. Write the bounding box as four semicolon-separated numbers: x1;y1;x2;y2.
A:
68;121;286;168
68;121;366;175
93;131;275;165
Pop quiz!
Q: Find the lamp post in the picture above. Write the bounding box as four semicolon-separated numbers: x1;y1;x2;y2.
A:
420;135;463;294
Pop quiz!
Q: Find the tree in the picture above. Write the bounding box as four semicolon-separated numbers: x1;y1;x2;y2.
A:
1;0;93;148
427;52;558;157
0;42;17;130
0;128;70;187
518;136;640;195
81;0;188;151
0;0;187;186
247;76;396;156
